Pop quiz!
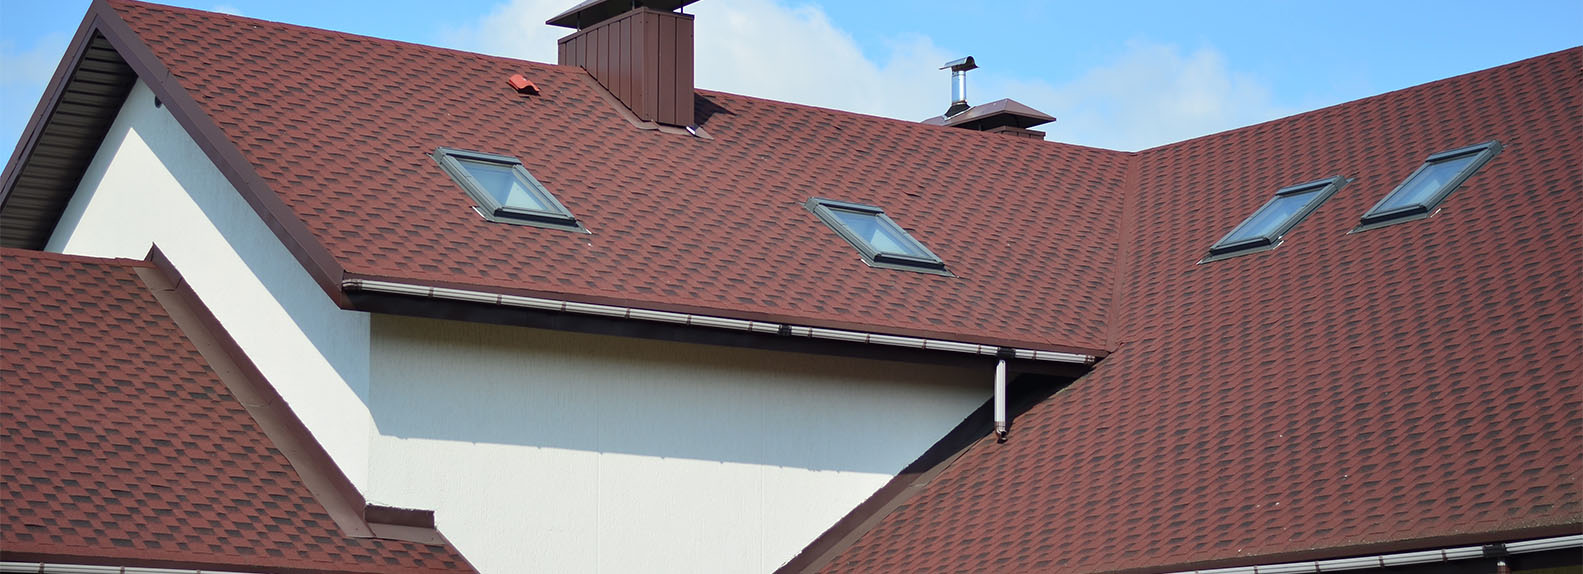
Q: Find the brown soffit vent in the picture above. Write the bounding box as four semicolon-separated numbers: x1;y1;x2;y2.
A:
0;31;137;249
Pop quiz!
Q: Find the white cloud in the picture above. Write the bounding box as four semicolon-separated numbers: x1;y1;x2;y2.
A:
444;2;1292;150
211;4;244;16
982;41;1296;151
689;0;948;121
442;0;950;122
439;0;572;64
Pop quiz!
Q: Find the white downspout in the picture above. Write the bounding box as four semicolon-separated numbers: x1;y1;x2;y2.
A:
994;359;1008;439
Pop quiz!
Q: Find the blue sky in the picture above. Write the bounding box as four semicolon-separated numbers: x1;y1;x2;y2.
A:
2;0;1579;151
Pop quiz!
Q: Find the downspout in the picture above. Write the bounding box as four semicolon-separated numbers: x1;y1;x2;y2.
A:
994;347;1016;441
994;358;1007;440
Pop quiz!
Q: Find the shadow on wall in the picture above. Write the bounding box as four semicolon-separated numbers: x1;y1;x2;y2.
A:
47;83;373;410
367;314;990;475
129;89;372;404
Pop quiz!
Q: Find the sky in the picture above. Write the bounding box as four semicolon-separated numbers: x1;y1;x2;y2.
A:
0;0;1578;152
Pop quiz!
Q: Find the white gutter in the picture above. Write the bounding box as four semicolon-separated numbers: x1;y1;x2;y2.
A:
0;562;258;574
342;278;1097;364
1168;534;1582;574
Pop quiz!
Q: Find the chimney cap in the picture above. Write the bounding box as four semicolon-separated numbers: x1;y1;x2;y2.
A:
940;56;977;72
547;0;699;29
923;98;1056;130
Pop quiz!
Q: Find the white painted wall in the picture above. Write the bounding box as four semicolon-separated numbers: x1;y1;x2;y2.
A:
45;79;992;574
368;315;987;574
45;80;378;489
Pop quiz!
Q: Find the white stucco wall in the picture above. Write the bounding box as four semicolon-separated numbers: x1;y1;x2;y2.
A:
368;314;987;574
45;80;378;489
44;79;992;574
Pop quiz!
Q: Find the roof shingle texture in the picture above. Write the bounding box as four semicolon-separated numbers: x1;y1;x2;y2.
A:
108;0;1128;354
819;50;1583;572
1;249;475;573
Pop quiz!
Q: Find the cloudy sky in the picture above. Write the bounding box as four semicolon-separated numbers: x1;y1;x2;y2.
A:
2;0;1578;152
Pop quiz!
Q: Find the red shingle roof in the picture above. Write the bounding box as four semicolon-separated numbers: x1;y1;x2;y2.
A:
6;2;1578;572
107;0;1127;355
816;49;1582;573
1;249;476;574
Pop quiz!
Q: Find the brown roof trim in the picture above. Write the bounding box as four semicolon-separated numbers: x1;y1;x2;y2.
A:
136;245;458;549
1114;523;1583;574
777;374;1077;574
0;551;337;574
342;270;1108;358
0;0;353;307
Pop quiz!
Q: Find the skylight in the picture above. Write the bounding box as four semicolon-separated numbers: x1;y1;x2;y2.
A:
806;198;948;274
1357;141;1502;230
433;147;586;232
1202;176;1347;263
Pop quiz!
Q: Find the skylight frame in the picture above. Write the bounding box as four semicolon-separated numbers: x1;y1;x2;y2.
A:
432;147;587;233
805;198;951;275
1200;175;1349;263
1355;141;1503;232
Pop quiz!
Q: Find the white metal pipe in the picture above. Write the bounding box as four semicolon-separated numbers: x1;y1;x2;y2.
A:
994;358;1008;438
342;279;1097;365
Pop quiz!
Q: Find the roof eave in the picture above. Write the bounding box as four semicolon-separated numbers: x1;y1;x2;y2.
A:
0;0;354;308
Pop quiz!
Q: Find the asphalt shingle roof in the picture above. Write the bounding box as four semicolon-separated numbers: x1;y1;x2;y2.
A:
1;249;477;574
109;0;1128;355
818;49;1582;573
6;1;1578;571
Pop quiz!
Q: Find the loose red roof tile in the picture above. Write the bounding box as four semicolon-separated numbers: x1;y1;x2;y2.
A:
1;249;476;573
814;49;1582;573
105;0;1128;355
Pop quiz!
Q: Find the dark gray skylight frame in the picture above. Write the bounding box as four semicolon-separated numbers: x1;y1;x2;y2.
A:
433;147;587;233
1355;141;1502;232
805;198;951;275
1200;175;1348;263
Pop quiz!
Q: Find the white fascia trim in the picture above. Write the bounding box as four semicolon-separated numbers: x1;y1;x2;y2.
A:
1169;534;1583;574
0;562;259;574
342;278;1096;364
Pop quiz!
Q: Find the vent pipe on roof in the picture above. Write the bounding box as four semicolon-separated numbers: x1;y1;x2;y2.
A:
942;56;977;118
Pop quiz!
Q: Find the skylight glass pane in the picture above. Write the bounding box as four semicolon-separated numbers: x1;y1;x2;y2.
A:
1226;190;1321;244
1371;153;1478;214
828;208;928;257
1203;176;1346;262
456;158;554;213
806;198;946;273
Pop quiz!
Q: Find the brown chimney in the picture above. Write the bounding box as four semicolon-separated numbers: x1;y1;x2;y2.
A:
549;0;697;127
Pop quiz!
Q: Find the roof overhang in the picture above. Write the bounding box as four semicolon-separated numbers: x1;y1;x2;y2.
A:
0;14;135;249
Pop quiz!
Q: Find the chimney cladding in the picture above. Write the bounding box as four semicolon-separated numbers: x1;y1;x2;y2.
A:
549;0;699;127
